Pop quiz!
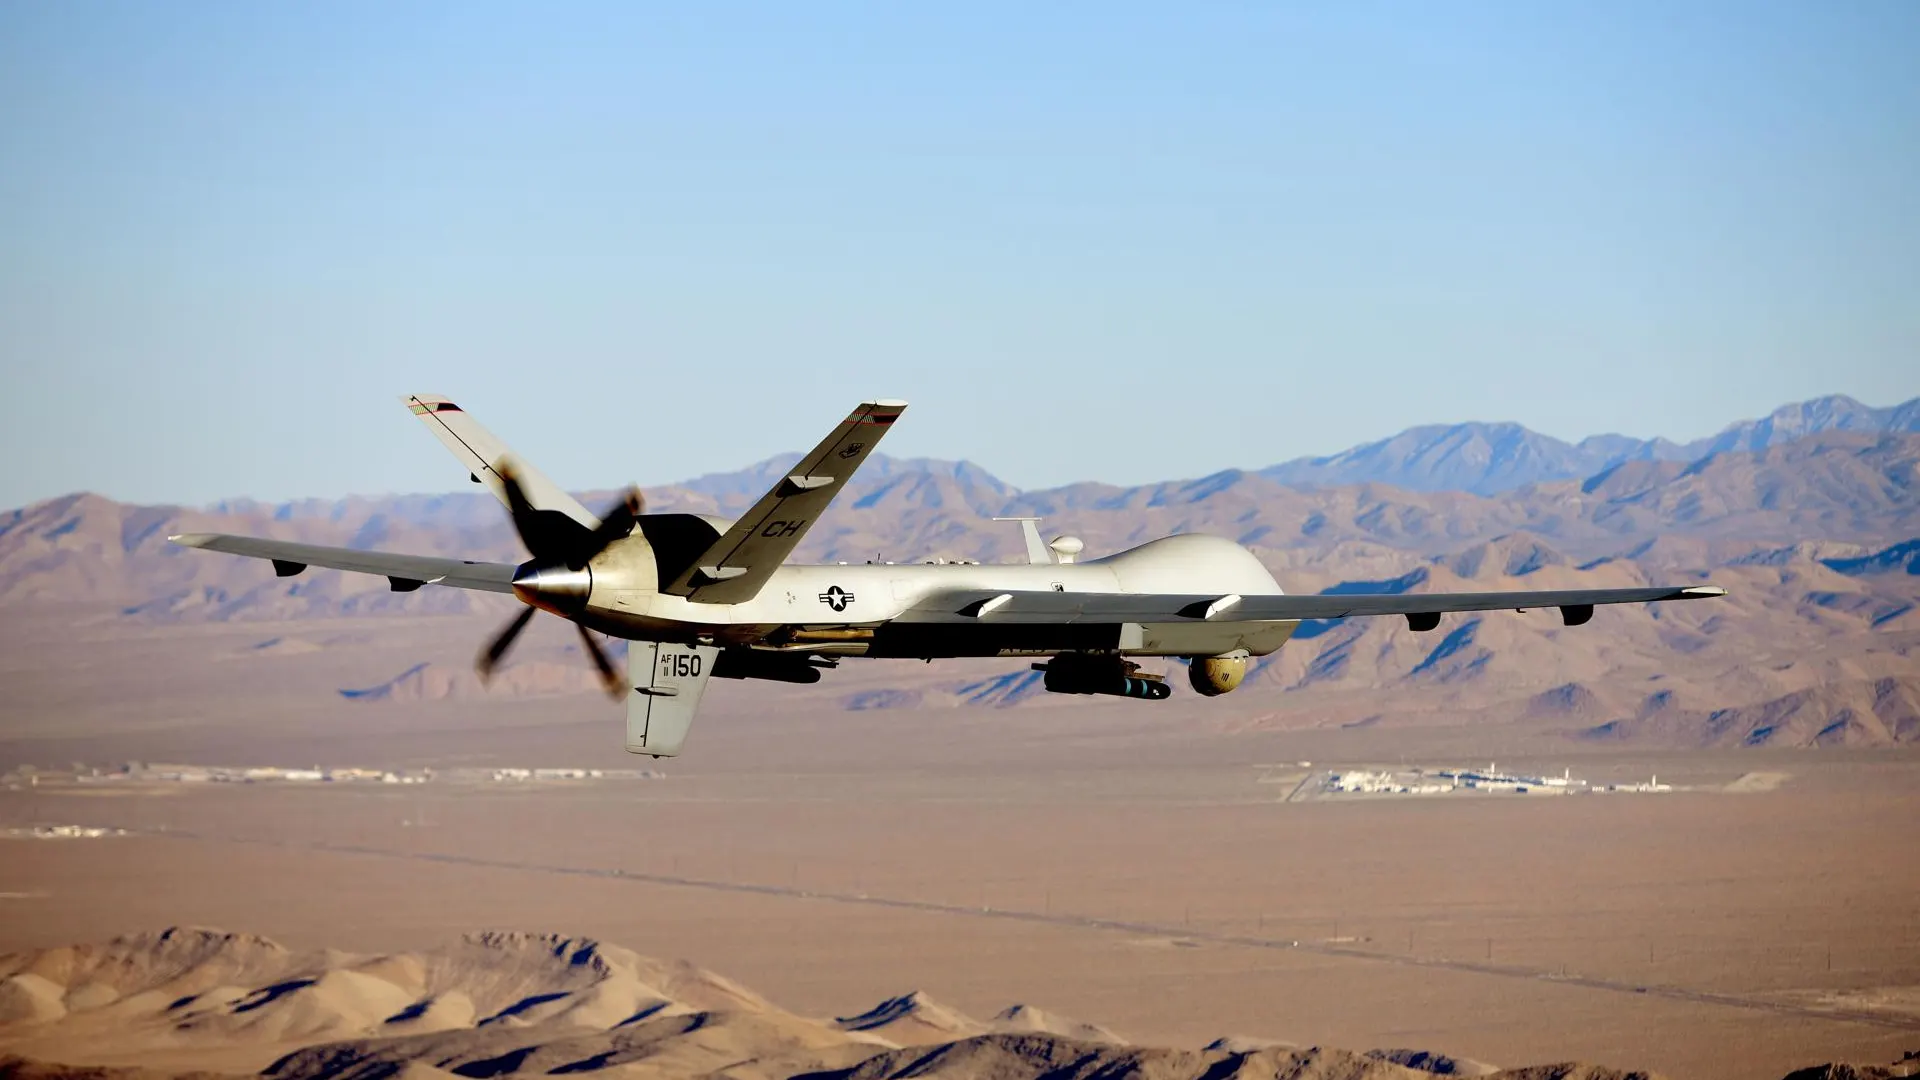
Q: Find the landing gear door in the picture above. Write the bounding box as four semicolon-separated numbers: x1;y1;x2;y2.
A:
627;641;720;757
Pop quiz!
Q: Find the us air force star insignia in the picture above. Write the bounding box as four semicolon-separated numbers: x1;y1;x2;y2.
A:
818;585;855;612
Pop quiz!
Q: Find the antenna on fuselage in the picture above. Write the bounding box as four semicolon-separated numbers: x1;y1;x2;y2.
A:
991;517;1054;565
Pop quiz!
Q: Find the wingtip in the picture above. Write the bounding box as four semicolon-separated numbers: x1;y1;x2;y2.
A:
168;533;212;548
404;394;459;414
1680;585;1728;598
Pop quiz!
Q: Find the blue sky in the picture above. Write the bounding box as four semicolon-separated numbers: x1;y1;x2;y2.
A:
3;1;1915;506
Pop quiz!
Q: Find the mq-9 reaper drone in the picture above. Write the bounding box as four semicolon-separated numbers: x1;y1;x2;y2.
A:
174;397;1725;756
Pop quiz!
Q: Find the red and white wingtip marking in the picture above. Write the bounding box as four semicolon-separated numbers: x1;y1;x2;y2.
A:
403;394;463;416
849;399;908;426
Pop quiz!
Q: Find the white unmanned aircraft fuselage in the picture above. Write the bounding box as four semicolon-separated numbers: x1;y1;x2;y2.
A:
569;535;1299;658
173;396;1726;757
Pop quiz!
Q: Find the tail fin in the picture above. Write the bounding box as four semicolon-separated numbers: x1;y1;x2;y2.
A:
403;395;600;529
627;641;720;757
663;399;906;603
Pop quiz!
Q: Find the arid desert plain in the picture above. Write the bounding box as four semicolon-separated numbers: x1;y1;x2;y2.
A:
2;606;1917;1080
3;400;1918;1079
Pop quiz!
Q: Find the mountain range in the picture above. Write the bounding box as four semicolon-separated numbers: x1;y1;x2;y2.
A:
1254;394;1920;495
2;394;1915;749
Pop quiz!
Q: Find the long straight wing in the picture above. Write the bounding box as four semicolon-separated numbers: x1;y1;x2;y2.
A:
170;533;517;593
664;399;907;604
898;584;1726;627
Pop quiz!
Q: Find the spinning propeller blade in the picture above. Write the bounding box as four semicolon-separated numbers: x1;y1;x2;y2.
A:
477;605;538;682
573;488;644;570
477;464;644;696
575;623;625;700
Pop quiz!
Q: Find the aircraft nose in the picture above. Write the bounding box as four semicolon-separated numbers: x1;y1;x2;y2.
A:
511;560;592;615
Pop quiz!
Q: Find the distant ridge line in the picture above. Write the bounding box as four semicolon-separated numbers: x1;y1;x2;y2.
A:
1255;393;1920;496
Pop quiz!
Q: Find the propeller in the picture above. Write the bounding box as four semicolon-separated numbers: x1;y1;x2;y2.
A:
475;459;643;701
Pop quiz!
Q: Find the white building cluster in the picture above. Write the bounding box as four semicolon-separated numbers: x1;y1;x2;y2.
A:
98;763;432;785
5;824;127;840
1328;757;1689;799
1327;770;1456;795
487;767;603;782
8;761;667;791
1320;762;1677;799
1597;775;1673;793
1436;763;1587;794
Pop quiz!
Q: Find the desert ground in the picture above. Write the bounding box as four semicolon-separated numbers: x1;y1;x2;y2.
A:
2;607;1916;1079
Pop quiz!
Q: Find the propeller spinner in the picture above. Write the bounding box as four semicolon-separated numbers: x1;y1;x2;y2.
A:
476;460;642;701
